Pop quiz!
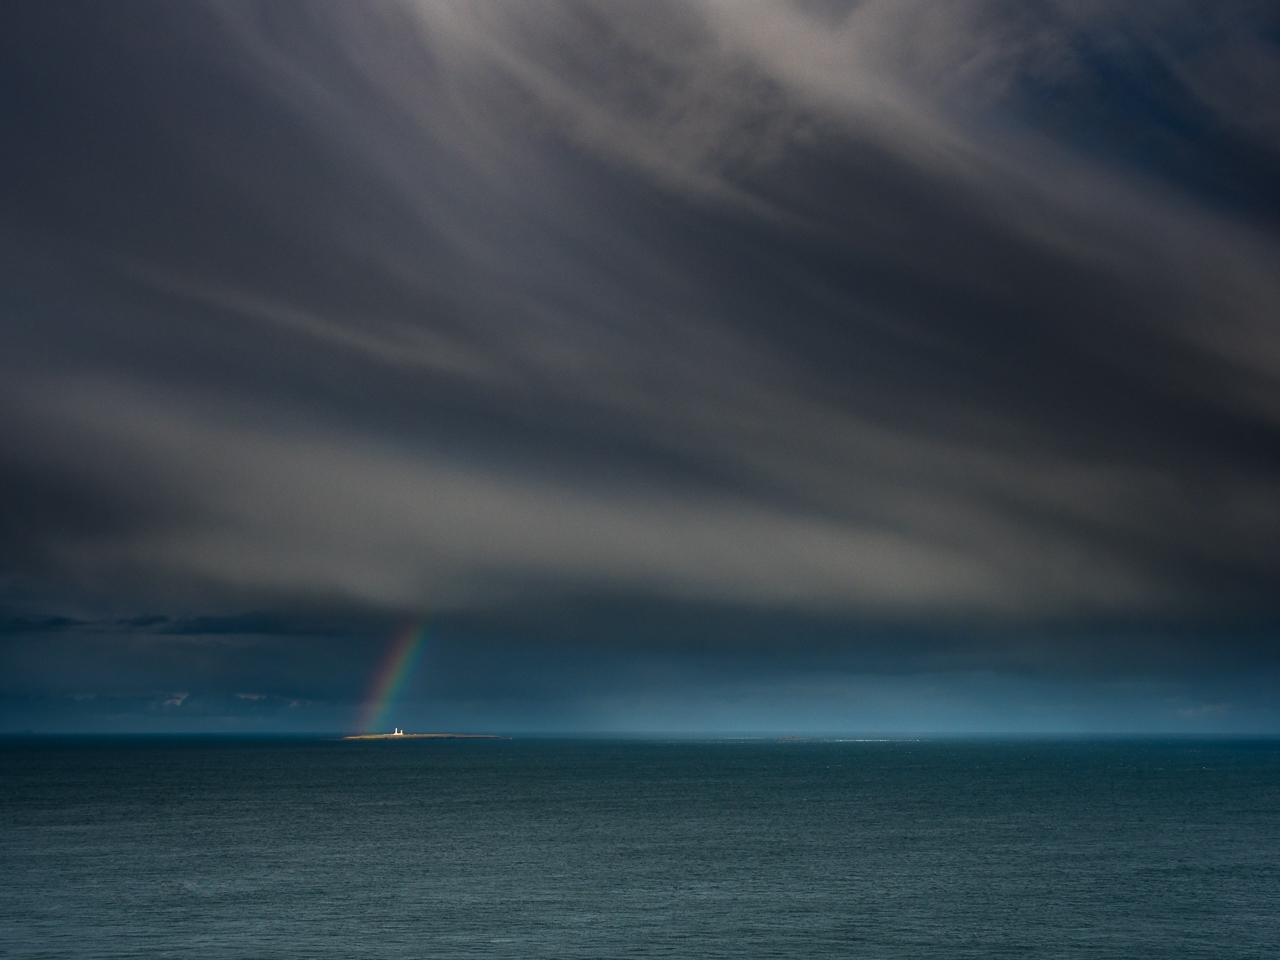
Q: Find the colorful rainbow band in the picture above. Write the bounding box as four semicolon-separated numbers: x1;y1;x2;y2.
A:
357;619;429;734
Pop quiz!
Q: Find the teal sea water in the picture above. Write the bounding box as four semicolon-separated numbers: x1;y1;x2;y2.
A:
3;738;1279;958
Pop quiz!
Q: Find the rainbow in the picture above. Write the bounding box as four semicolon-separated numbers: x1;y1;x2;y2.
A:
357;619;429;734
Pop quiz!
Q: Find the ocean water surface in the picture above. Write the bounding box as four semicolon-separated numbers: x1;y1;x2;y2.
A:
2;738;1278;958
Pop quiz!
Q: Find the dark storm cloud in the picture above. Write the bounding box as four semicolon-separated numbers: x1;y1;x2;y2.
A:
2;0;1280;711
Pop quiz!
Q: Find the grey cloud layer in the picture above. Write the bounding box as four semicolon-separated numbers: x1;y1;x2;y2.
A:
2;0;1280;630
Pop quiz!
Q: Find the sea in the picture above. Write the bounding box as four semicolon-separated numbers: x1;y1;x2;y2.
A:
2;737;1278;959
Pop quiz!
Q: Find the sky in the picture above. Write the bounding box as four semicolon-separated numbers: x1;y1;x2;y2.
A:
2;0;1280;734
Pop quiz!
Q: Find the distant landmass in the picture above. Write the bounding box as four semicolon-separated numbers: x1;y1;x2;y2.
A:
341;733;502;740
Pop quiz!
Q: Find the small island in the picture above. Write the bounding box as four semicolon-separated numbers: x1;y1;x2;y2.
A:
342;729;501;740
